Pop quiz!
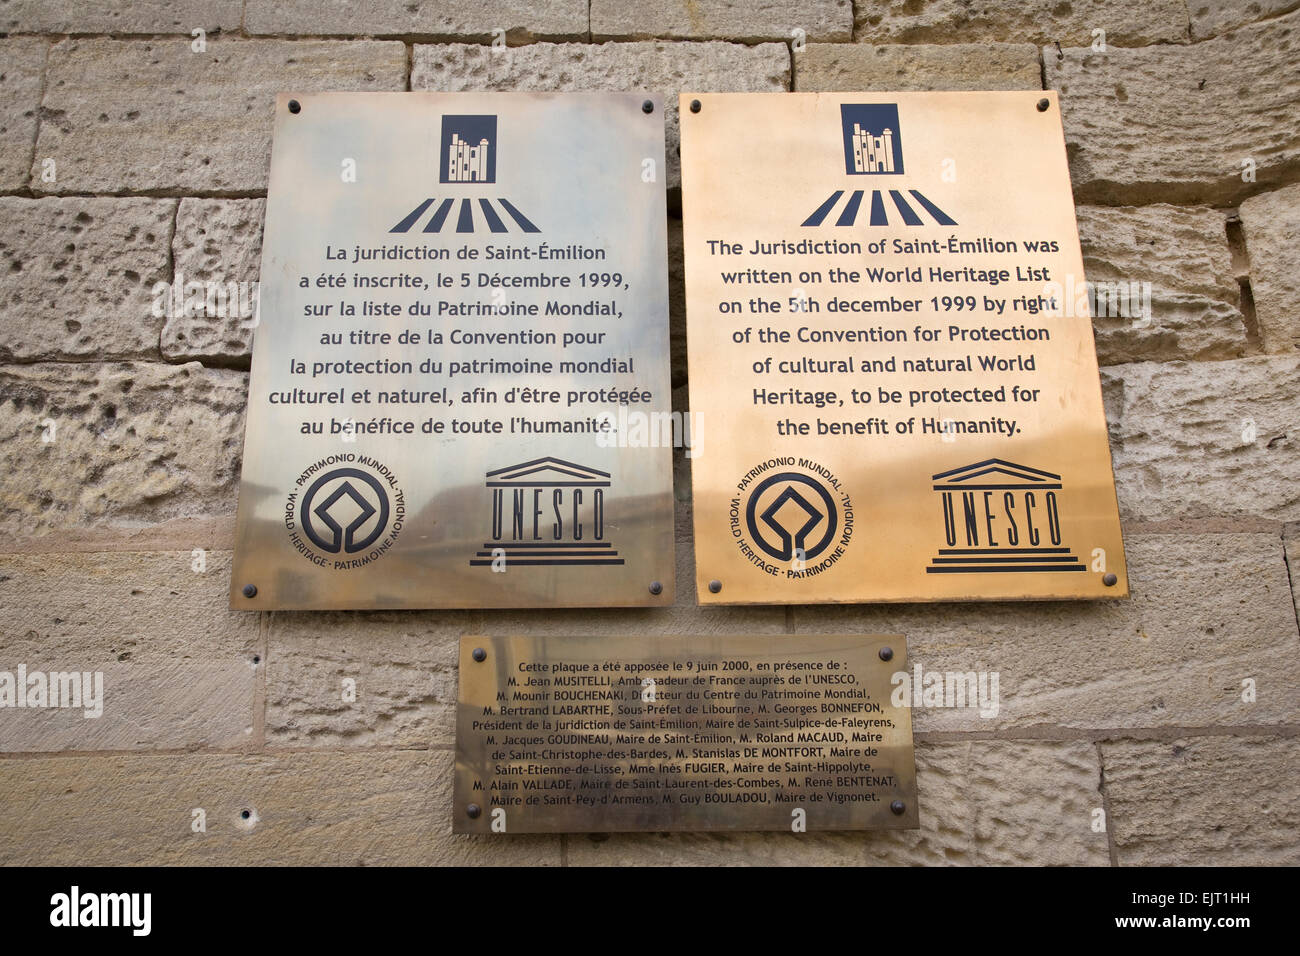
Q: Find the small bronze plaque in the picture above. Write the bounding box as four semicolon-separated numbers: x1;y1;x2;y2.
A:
231;93;674;610
453;634;919;833
680;92;1127;604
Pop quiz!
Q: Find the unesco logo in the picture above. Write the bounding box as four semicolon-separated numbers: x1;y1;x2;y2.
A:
285;456;405;571
470;457;624;569
390;113;541;235
926;458;1086;574
731;459;854;579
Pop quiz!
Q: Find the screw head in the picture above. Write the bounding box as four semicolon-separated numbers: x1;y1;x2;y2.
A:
649;581;663;595
708;579;722;594
288;99;301;114
1036;97;1050;112
878;646;893;662
1103;572;1118;587
642;99;654;114
690;99;702;113
890;800;906;816
466;804;481;819
472;647;487;663
241;584;257;599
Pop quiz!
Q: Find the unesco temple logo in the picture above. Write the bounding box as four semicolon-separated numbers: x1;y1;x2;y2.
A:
469;457;624;567
926;459;1086;573
801;102;955;228
390;114;541;235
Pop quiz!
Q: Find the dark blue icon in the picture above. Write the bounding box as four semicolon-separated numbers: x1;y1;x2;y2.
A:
802;189;956;228
841;104;904;175
439;115;497;184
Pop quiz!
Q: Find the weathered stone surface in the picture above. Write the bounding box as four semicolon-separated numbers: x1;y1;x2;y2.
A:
35;39;407;194
0;197;174;362
266;610;467;748
1103;736;1300;865
1189;0;1299;39
0;39;45;191
247;0;587;39
1239;183;1300;354
1076;204;1248;364
571;740;1109;864
1102;356;1300;521
0;1;242;32
163;198;265;364
795;41;1041;90
793;534;1300;732
0;550;258;751
1047;12;1300;204
0;749;559;865
1286;532;1300;624
0;362;246;535
855;0;1188;46
592;0;851;41
412;42;790;188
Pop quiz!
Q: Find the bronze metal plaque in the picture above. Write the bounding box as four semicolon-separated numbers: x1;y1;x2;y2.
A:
453;634;919;833
680;92;1127;604
230;93;674;609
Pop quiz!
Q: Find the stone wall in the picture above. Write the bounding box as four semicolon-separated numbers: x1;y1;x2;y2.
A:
0;1;1296;866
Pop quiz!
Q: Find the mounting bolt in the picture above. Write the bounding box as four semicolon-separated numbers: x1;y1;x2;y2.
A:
878;646;893;662
466;804;481;819
1103;572;1118;587
288;99;301;114
1036;98;1050;112
890;800;906;816
649;581;663;595
472;647;487;663
708;579;722;594
642;99;654;114
241;584;257;599
690;99;702;113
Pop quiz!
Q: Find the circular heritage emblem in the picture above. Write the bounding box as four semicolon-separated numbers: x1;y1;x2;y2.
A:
730;458;853;578
284;455;404;570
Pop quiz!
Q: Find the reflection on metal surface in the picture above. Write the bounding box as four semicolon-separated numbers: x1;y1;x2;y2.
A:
454;634;919;833
680;92;1127;604
230;93;674;609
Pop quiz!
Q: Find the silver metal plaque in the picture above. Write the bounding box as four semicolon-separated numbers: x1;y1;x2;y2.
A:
454;634;919;833
231;93;674;609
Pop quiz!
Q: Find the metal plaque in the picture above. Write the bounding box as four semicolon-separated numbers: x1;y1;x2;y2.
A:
453;634;919;833
679;92;1127;604
231;93;674;609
